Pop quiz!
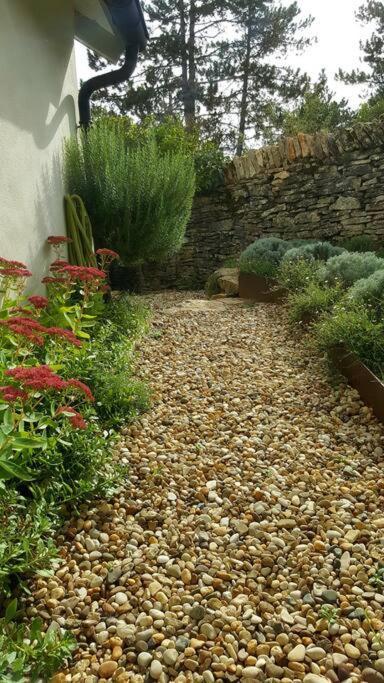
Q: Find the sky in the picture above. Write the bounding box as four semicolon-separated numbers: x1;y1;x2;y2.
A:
75;0;372;109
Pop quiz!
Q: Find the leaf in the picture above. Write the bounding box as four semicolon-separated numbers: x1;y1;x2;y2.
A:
2;409;14;430
59;305;77;313
29;618;43;641
5;598;18;623
76;330;91;339
0;458;34;481
11;436;46;450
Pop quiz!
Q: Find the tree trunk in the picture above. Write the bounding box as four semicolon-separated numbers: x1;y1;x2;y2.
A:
236;4;252;157
186;0;197;129
179;0;192;128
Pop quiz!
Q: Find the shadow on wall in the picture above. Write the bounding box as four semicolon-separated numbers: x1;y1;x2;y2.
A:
0;0;76;149
28;154;64;291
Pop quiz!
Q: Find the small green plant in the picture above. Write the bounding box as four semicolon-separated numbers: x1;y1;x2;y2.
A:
276;258;320;292
0;492;57;598
239;237;289;277
341;235;376;253
348;269;384;319
282;241;344;265
205;272;221;298
320;251;384;288
314;303;384;377
0;599;76;681
319;604;340;625
288;283;342;324
369;565;384;589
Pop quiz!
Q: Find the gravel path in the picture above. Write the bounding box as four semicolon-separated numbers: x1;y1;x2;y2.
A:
38;292;384;683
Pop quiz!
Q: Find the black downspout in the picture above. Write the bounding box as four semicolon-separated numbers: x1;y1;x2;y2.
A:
78;43;139;129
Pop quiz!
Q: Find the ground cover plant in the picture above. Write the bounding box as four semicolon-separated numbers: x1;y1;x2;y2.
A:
239;237;291;277
0;241;149;679
282;241;345;265
319;251;384;288
287;282;342;325
270;237;384;379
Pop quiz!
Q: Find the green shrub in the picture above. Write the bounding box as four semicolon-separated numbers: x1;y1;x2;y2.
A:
276;258;320;292
341;235;376;253
320;251;384;288
239;237;289;277
288;283;342;324
102;294;150;338
65;118;196;265
314;304;384;377
0;599;76;682
348;269;384;318
282;241;344;264
195;141;227;195
66;296;150;429
0;492;58;598
48;420;120;503
123;115;226;195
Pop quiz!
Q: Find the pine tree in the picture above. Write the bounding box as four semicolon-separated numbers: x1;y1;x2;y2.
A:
265;71;353;140
87;0;229;133
337;1;384;98
210;0;313;155
85;0;313;152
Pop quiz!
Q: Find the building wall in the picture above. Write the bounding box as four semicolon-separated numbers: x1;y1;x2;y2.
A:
142;119;384;290
0;0;78;291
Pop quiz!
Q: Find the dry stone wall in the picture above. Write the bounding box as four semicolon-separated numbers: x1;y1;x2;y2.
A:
143;118;384;290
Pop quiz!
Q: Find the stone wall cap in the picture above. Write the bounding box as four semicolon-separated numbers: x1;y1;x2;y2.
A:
225;116;384;184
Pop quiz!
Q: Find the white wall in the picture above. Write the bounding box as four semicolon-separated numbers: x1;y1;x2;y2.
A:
0;0;78;291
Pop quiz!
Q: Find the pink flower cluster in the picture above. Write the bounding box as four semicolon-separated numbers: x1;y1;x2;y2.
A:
0;257;32;280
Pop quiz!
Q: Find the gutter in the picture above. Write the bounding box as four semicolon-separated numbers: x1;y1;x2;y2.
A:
78;0;148;129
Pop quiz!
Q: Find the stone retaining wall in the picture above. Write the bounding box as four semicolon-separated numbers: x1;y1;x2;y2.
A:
143;118;384;290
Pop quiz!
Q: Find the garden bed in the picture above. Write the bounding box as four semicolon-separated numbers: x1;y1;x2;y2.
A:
330;345;384;425
238;272;285;302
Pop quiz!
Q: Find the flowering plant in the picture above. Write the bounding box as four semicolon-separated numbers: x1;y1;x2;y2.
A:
0;364;94;481
43;239;116;338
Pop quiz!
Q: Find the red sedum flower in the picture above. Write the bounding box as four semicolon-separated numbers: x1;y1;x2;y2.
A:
28;295;49;310
0;268;32;278
6;365;68;392
56;265;107;282
0;385;28;402
46;327;82;347
66;379;94;402
0;257;28;268
47;236;72;245
56;406;87;430
96;248;119;261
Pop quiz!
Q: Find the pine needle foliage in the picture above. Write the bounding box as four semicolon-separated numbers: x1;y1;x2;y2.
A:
64;118;196;264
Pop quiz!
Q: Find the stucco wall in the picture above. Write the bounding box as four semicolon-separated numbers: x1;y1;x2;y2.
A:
0;0;78;291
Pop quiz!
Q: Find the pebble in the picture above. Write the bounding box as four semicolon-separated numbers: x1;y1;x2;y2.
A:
98;661;118;679
288;644;306;662
150;660;163;679
26;293;384;682
345;643;361;659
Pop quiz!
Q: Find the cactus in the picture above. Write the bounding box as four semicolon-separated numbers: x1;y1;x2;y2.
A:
64;194;97;267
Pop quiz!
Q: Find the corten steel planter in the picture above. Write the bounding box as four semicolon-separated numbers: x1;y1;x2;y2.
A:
239;272;285;303
330;345;384;425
